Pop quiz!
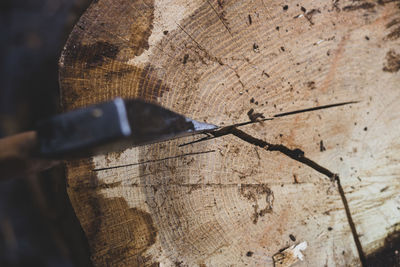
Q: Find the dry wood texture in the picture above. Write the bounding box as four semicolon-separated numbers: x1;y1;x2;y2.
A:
59;0;400;266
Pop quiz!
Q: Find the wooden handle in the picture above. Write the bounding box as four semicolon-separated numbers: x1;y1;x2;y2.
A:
0;131;59;180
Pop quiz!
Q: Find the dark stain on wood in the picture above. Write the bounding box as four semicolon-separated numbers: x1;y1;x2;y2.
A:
64;0;155;61
320;140;326;152
128;0;155;56
215;0;230;33
385;18;400;41
104;66;134;81
65;158;158;266
366;230;400;266
386;26;400;41
240;184;274;224
293;174;299;184
262;70;270;78
59;0;167;111
174;260;184;267
380;186;389;192
60;60;170;110
86;195;158;265
247;109;265;122
253;43;259;52
305;9;321;25
378;0;400;6
246;251;254;257
386;18;400;28
383;50;400;72
343;2;376;11
307;81;316;90
64;41;120;69
187;184;202;194
86;192;103;242
289;234;296;241
183;54;189;64
273;245;298;266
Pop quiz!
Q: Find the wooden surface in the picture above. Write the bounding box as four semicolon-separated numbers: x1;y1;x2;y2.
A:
59;0;400;266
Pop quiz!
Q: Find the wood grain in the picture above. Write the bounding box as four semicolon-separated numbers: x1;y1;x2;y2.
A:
59;0;400;266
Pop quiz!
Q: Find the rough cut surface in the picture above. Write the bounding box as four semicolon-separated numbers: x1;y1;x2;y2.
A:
59;0;400;266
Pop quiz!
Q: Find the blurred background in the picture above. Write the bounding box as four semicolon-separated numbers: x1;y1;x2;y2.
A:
0;0;92;266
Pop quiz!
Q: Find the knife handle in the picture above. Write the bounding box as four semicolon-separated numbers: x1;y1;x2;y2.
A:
0;131;59;180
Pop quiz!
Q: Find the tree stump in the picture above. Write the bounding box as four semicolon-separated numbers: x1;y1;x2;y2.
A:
59;0;400;266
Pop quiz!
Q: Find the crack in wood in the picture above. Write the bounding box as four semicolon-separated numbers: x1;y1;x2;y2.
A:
70;183;279;192
179;101;358;147
206;0;232;36
176;22;224;66
336;177;367;266
230;128;337;179
93;150;216;171
273;101;359;118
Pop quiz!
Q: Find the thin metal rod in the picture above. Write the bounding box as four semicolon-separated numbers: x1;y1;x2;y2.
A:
179;101;359;147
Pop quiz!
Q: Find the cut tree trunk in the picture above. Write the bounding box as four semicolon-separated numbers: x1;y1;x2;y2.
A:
59;0;400;266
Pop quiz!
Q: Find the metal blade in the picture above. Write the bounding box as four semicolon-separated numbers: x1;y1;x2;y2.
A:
37;98;218;158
